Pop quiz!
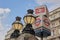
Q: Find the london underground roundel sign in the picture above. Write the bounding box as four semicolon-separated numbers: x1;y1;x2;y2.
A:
35;17;41;27
44;19;50;27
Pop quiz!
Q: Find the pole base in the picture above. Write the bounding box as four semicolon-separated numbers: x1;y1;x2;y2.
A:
34;26;51;37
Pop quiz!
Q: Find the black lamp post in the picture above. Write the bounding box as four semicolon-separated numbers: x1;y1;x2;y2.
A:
10;16;23;38
22;9;36;35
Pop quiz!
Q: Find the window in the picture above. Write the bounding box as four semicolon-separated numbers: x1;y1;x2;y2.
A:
52;29;57;35
59;37;60;40
59;19;60;24
53;15;55;18
51;38;56;40
55;21;59;27
51;30;55;36
56;12;60;18
51;14;55;20
52;22;55;27
58;29;60;34
51;30;54;36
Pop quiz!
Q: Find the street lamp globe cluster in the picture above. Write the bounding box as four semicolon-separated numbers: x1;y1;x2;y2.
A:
22;9;36;35
10;9;36;39
23;9;36;24
10;16;23;38
12;16;23;30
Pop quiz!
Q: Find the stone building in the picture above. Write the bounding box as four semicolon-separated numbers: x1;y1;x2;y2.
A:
5;28;14;40
47;7;60;40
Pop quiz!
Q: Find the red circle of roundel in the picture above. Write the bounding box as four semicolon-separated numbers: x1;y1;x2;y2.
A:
35;18;41;26
44;19;50;26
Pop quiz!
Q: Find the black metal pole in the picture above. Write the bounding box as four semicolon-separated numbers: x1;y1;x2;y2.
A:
41;32;43;40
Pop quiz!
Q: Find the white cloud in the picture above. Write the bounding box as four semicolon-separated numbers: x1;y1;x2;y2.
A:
49;4;60;11
4;8;11;14
0;8;11;19
0;23;11;40
0;21;5;40
0;8;11;40
35;0;60;11
0;8;11;14
35;0;60;5
0;22;4;31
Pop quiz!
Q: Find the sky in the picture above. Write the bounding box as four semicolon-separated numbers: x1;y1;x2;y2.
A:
0;0;60;40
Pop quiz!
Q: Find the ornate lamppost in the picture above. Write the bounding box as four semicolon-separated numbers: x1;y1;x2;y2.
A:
22;9;36;35
10;16;23;38
22;9;38;40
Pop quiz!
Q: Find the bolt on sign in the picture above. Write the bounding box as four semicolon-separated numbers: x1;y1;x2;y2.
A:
33;5;50;29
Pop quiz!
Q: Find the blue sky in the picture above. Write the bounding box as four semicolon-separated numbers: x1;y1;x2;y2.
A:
0;0;60;40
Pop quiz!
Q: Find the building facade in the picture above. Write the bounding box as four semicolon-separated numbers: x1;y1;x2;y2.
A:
47;7;60;40
5;28;14;40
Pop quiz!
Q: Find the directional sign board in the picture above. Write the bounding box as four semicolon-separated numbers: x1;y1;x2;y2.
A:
35;17;41;27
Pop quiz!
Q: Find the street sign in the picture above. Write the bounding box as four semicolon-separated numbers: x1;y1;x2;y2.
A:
33;5;50;29
43;15;50;28
35;17;41;27
33;16;50;29
34;5;51;37
33;15;43;29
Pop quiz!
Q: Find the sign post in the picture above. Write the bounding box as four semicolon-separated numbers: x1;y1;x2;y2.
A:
34;5;51;39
